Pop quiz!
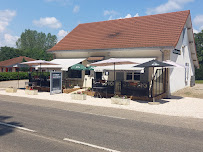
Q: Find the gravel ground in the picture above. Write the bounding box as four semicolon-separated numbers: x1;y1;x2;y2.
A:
0;88;202;119
172;84;203;99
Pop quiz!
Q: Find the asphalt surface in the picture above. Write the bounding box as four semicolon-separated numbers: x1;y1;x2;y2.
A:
0;95;203;152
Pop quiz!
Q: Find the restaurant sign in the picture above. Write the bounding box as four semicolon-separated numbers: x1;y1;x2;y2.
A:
173;49;181;55
50;72;62;95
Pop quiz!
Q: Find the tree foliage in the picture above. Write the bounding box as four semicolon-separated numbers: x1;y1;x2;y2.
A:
0;47;24;61
194;30;203;80
15;29;57;60
16;29;57;50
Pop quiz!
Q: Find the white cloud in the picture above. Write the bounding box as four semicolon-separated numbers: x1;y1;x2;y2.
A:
0;9;16;33
193;15;203;26
124;13;139;18
134;13;139;17
125;14;132;18
104;10;119;20
193;28;199;34
4;34;19;47
0;9;18;47
0;33;19;47
193;15;203;33
57;29;68;41
146;0;194;15
118;13;139;19
73;5;80;13
33;17;62;29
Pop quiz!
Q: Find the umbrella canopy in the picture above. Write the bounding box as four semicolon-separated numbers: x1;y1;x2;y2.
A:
90;58;137;66
21;60;59;66
163;60;186;68
86;66;95;70
134;59;173;67
70;64;86;70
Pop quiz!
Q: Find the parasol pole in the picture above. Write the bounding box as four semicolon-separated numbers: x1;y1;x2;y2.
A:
114;62;115;94
18;68;19;89
40;63;41;87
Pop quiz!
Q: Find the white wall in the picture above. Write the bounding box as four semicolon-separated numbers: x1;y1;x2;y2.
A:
169;26;195;93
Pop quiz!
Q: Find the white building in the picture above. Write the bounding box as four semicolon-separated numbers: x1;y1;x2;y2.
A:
47;10;199;98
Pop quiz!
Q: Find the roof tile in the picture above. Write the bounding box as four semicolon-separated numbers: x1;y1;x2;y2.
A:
49;10;190;51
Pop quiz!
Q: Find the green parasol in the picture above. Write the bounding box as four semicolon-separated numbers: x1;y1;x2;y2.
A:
70;64;86;70
85;66;95;70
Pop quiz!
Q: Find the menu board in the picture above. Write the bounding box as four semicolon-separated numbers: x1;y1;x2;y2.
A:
50;72;62;95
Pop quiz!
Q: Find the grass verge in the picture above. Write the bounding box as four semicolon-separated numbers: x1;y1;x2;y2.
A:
195;80;203;84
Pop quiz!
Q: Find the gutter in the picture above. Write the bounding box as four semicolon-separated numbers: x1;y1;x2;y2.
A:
47;46;174;54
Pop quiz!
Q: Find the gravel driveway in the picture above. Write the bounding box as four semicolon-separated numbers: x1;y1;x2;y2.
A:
172;84;203;99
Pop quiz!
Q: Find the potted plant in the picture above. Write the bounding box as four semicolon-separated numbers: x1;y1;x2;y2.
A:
111;95;130;105
71;91;87;100
6;86;17;93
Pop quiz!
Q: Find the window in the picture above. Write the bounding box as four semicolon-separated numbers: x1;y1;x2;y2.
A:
8;68;12;72
185;63;189;82
95;72;102;80
85;70;90;75
68;69;82;78
134;72;140;81
126;73;132;80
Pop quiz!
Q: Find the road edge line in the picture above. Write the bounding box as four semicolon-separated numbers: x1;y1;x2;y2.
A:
63;138;121;152
0;122;36;133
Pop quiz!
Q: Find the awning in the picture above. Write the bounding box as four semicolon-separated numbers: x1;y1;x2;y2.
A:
35;58;85;71
93;58;155;72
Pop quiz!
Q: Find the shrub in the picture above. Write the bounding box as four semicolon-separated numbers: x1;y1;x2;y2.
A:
0;72;50;81
0;72;29;81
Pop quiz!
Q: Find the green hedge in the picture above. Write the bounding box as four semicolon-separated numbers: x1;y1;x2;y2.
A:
0;72;50;81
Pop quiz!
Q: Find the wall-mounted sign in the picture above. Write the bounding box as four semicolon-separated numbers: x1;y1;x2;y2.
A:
50;72;62;95
173;49;181;55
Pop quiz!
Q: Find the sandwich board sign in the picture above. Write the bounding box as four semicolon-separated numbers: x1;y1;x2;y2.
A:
50;72;62;95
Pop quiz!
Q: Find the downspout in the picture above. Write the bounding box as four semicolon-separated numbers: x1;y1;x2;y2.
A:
160;49;164;61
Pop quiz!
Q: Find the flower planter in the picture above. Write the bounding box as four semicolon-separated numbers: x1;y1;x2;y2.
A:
71;94;87;100
111;97;130;105
25;89;38;95
83;91;95;97
6;87;17;93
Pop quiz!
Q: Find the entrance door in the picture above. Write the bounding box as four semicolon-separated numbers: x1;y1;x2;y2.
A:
116;72;124;92
95;72;102;80
116;72;124;81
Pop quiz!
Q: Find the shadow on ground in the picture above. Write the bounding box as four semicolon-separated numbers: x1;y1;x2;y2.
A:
0;114;23;136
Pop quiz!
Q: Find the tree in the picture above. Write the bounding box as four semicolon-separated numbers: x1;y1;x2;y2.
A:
16;29;57;51
16;29;57;60
0;47;24;61
194;30;203;80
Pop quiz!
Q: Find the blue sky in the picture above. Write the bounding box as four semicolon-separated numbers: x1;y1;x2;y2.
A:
0;0;203;48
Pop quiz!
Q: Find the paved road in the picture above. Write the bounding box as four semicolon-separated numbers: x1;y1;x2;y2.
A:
0;95;203;152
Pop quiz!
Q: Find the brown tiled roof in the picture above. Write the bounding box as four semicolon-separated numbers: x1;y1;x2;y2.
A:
0;56;35;67
49;10;190;52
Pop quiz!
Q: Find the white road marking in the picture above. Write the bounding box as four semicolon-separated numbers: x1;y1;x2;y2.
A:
63;138;121;152
0;122;36;133
84;112;127;120
63;109;127;120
